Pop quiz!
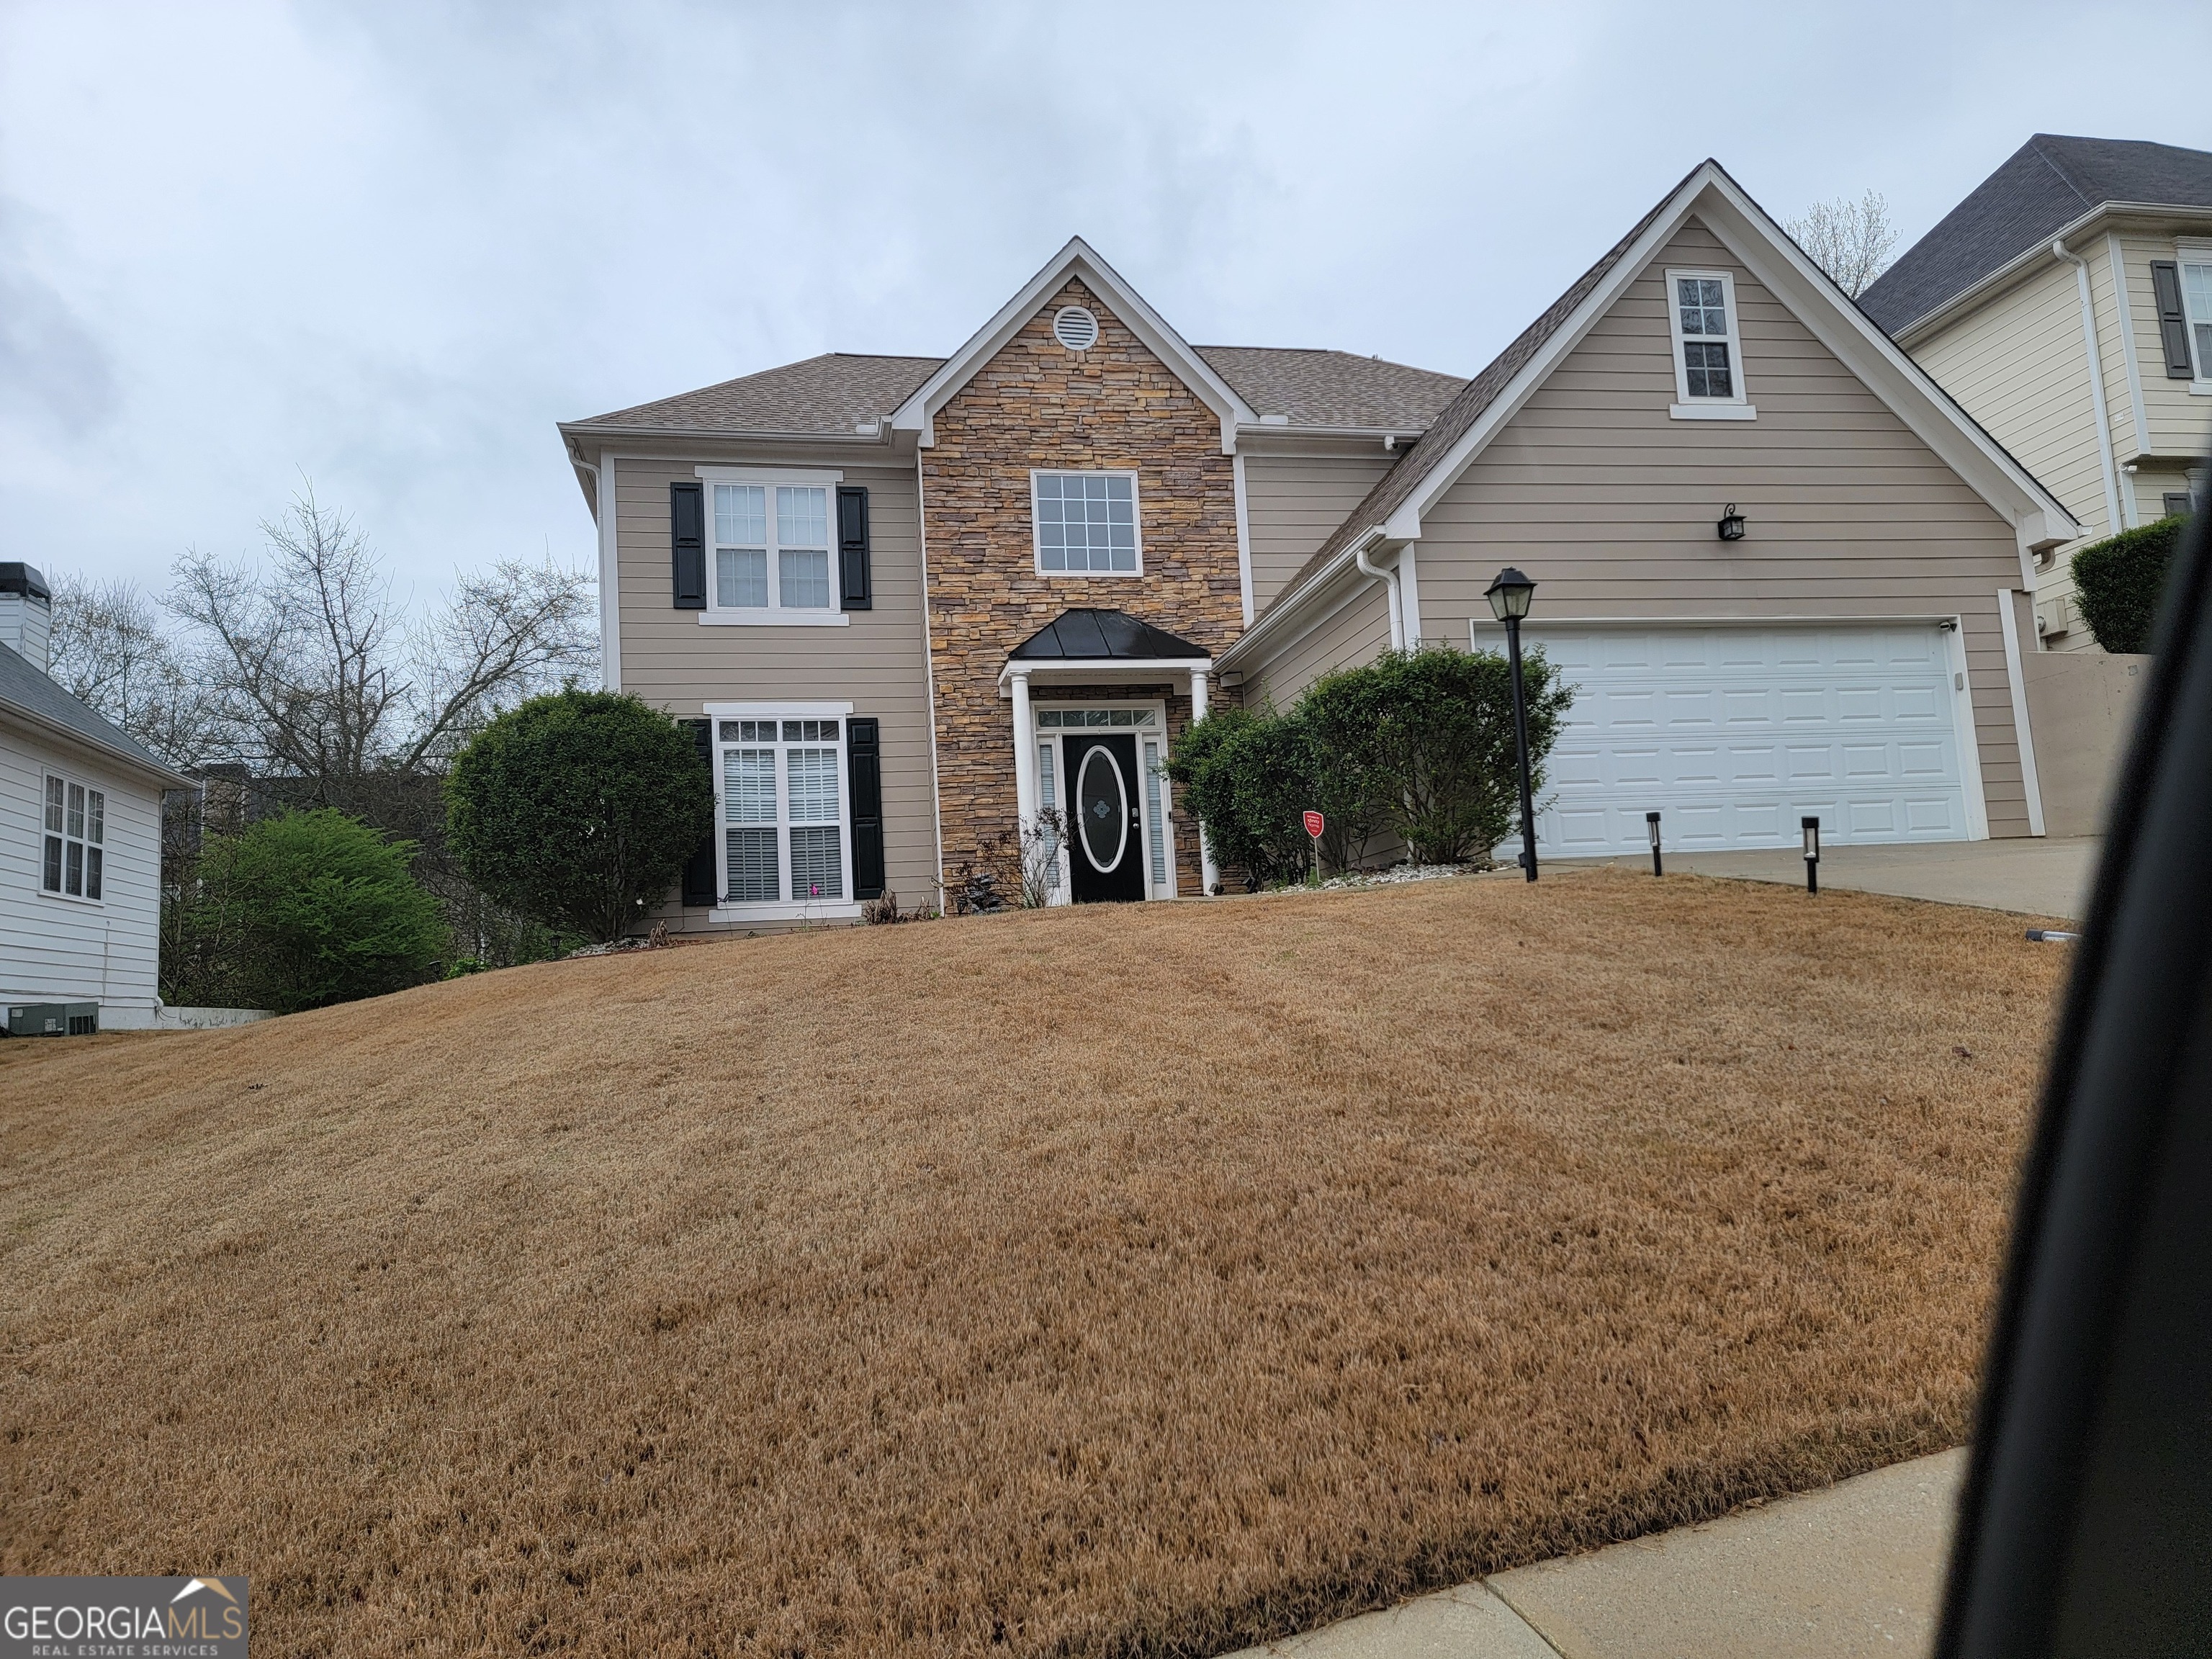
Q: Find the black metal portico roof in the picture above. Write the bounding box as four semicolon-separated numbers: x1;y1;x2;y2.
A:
1007;608;1210;663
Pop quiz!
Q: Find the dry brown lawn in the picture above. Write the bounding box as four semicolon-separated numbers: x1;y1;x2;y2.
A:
1;869;2063;1657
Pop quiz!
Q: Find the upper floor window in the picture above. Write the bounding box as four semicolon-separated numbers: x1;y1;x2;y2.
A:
1665;269;1755;420
1033;471;1140;574
2175;251;2212;390
713;482;832;612
42;773;104;902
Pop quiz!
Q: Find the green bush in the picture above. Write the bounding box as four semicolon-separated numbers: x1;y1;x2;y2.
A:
1164;705;1315;890
2072;513;2188;655
162;809;445;1012
1171;645;1575;885
446;689;714;943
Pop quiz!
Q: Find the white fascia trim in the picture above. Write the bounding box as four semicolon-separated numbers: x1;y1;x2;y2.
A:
2107;232;2152;464
698;611;850;626
0;704;194;790
696;464;845;486
997;657;1211;692
1997;588;2047;837
887;236;1257;454
595;451;620;691
1218;550;1382;675
1468;611;1992;632
1217;527;1388;670
1395;541;1422;644
702;700;855;717
1670;403;1758;421
1231;450;1255;626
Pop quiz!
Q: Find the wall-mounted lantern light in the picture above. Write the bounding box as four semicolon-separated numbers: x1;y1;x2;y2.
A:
1717;503;1747;541
1647;810;1663;878
1802;815;1821;894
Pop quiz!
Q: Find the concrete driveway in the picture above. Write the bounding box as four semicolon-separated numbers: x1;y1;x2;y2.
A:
1560;836;2098;921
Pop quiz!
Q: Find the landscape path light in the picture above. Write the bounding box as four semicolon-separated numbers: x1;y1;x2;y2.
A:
1647;810;1663;878
1802;815;1821;894
1485;566;1539;883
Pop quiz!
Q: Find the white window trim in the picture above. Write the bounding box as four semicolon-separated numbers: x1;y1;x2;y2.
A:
1030;469;1144;577
2174;239;2212;396
39;770;106;906
693;464;851;626
706;704;863;924
1664;266;1755;420
1032;701;1178;902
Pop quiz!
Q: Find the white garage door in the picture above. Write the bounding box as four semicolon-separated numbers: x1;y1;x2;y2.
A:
1477;623;1974;857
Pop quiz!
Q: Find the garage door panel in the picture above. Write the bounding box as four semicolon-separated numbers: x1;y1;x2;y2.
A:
1488;622;1972;858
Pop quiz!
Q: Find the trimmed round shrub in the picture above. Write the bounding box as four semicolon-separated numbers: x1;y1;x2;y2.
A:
2072;513;2188;655
445;690;713;943
1164;706;1314;890
174;809;445;1012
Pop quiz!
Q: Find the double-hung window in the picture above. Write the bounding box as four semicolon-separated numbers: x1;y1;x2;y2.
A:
715;716;850;908
701;469;843;621
2176;247;2212;391
42;773;104;901
1665;269;1754;419
1033;471;1141;573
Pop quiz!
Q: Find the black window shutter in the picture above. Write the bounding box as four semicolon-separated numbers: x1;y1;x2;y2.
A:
847;716;884;900
2151;261;2195;379
680;716;717;907
837;486;872;611
670;481;707;608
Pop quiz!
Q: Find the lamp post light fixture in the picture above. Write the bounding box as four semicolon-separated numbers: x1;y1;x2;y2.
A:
1717;503;1746;541
1802;814;1821;894
1647;810;1663;878
1485;566;1539;882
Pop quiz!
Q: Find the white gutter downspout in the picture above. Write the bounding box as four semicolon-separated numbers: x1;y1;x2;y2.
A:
2054;240;2128;536
1354;536;1406;650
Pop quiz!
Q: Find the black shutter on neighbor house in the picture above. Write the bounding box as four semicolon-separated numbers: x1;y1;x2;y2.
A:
670;480;707;608
846;716;884;900
680;717;717;907
2151;261;2195;379
837;486;871;611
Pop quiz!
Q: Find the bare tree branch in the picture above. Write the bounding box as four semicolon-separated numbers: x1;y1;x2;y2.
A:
1785;190;1899;300
45;572;220;767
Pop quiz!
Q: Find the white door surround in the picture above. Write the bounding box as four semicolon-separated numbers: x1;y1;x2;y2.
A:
1471;618;1982;859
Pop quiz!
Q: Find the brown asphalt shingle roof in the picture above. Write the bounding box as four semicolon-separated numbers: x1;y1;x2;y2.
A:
566;346;1466;438
1255;176;1691;624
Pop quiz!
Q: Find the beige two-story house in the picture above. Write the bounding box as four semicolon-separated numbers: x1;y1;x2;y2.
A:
1861;135;2212;649
557;158;2079;930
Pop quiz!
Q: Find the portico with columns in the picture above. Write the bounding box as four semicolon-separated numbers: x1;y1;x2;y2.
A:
1001;608;1218;903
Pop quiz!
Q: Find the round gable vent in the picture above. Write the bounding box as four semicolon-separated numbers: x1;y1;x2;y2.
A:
1052;305;1100;352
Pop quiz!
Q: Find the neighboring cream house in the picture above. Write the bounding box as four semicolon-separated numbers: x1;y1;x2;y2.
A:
1;564;193;1031
559;158;2081;926
1861;135;2212;650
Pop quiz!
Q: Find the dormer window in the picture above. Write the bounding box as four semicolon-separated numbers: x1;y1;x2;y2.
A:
1666;269;1755;421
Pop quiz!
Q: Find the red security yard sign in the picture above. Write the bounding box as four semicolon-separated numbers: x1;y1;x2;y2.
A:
1303;810;1324;840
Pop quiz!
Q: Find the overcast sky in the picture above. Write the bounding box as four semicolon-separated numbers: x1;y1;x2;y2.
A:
4;0;2208;611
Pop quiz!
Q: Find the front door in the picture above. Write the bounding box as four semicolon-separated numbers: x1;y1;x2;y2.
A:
1064;732;1145;902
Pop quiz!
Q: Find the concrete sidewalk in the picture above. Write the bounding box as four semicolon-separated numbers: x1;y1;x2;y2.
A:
1562;837;2098;920
1224;1448;1966;1658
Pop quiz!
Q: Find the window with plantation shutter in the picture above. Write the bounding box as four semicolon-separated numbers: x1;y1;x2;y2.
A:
837;486;871;610
706;710;859;914
670;482;706;608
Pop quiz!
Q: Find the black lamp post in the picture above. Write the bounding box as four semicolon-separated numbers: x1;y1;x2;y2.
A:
1485;566;1539;883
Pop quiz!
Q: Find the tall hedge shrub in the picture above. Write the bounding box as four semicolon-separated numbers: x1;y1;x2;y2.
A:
1163;706;1314;889
162;809;446;1012
2072;512;2188;655
446;690;714;943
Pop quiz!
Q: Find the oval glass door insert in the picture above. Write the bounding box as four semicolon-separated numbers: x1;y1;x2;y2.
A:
1076;746;1128;871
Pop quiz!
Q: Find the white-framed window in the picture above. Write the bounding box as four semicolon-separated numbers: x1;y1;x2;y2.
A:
1032;471;1141;574
695;467;849;626
41;772;104;902
2176;245;2212;392
1664;268;1755;420
1031;704;1175;900
712;711;853;913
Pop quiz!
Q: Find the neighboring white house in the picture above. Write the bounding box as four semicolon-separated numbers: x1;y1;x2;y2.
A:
1;563;193;1033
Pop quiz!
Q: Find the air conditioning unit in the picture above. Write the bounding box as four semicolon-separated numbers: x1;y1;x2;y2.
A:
5;1002;99;1037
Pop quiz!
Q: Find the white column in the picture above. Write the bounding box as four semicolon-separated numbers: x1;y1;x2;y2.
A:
1011;671;1037;831
1190;669;1220;896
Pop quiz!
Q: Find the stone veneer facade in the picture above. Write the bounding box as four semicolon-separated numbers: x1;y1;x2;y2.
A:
920;277;1245;896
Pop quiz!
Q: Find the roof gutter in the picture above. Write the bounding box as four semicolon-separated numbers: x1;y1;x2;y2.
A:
1216;526;1387;673
554;421;902;449
1354;539;1406;651
0;698;195;790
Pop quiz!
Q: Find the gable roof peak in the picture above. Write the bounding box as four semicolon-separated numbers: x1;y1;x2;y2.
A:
888;237;1257;451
